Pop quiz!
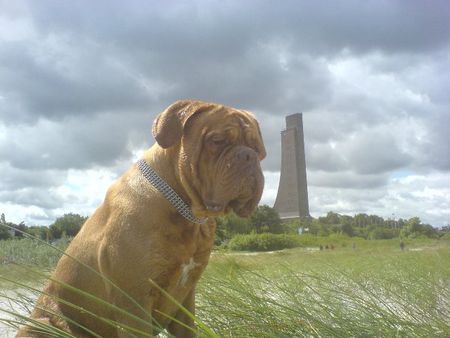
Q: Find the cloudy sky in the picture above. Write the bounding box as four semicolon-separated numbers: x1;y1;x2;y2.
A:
1;0;449;227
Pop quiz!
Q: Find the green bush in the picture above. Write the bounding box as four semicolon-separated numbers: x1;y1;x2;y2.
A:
227;233;302;251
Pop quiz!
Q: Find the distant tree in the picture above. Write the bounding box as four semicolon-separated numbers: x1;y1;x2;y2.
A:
368;214;384;226
305;219;320;235
319;211;340;225
50;213;87;239
0;226;11;240
341;223;354;237
438;225;450;238
27;226;50;240
341;215;353;226
216;213;251;244
49;224;62;240
397;218;406;229
420;223;438;238
249;205;283;233
353;213;369;227
317;222;331;236
11;221;27;238
353;226;369;239
406;217;422;234
369;227;398;240
401;217;438;238
0;213;13;240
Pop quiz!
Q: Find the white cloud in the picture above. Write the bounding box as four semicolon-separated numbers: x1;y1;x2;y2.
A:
1;166;122;225
0;1;449;227
260;171;280;206
385;173;450;225
262;171;450;227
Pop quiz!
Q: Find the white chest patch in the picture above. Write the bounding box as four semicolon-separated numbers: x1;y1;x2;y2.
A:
178;258;201;287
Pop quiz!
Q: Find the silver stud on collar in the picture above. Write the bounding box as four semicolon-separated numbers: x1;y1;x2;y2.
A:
137;159;207;225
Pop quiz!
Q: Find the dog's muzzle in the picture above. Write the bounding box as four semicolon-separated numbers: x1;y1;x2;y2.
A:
217;146;264;217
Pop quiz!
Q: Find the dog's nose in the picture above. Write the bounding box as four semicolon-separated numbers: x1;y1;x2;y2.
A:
236;147;258;166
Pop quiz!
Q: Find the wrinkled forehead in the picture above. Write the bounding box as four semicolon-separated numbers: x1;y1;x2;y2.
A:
198;107;266;159
180;102;266;157
197;108;252;134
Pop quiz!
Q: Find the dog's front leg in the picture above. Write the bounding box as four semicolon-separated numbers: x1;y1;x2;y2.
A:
103;286;155;338
167;289;196;338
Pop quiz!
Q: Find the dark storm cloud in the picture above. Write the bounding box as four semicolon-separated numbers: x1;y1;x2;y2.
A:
0;188;64;209
0;163;66;190
0;162;67;217
0;111;153;170
344;131;412;175
26;0;450;55
1;0;449;225
309;171;389;189
3;0;448;123
0;39;157;124
415;109;450;172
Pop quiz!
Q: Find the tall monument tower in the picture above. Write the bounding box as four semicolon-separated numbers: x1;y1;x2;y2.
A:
274;113;310;219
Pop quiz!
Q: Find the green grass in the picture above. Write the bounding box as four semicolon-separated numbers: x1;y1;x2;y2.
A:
0;237;68;267
0;237;69;288
1;237;449;337
198;240;450;337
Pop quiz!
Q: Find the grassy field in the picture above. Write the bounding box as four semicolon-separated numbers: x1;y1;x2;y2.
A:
1;237;449;337
199;239;450;337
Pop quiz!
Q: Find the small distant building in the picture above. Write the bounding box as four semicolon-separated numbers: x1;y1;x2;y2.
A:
298;227;309;235
274;113;310;220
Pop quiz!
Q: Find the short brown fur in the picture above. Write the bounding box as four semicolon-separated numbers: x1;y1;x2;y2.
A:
17;100;265;338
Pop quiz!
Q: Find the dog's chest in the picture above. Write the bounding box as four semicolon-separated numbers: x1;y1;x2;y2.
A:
149;220;215;315
178;257;201;287
160;247;212;301
164;220;215;287
169;248;210;290
151;253;209;323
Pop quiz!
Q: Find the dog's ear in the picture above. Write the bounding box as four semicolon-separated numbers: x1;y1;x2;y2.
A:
152;100;213;148
251;117;267;161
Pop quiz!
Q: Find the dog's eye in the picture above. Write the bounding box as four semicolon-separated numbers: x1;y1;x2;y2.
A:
207;136;228;151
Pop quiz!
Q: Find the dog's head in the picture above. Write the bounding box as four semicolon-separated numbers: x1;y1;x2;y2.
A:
153;100;266;218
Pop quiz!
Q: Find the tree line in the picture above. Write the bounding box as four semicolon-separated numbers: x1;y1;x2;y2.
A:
216;207;449;245
1;207;449;243
0;213;87;241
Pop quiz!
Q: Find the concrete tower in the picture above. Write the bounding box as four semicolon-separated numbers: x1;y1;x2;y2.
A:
274;113;310;219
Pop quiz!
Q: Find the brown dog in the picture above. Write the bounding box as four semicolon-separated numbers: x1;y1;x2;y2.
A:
17;100;266;337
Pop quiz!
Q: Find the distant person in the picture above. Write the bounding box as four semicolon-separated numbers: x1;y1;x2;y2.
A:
400;240;405;251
